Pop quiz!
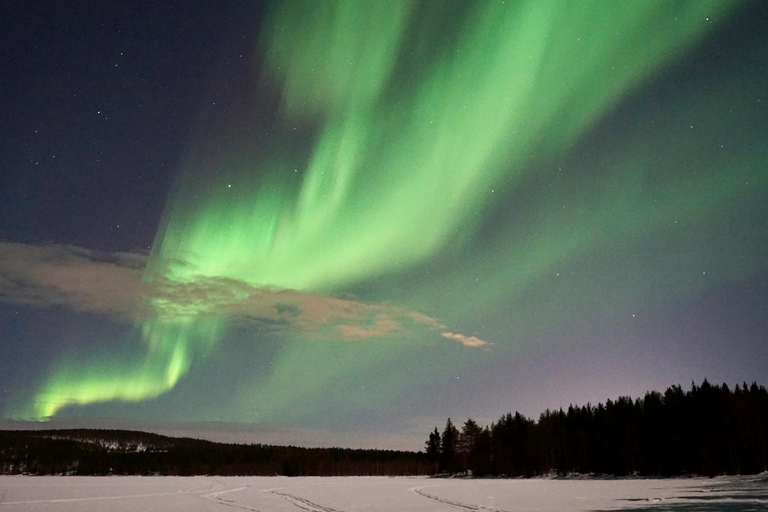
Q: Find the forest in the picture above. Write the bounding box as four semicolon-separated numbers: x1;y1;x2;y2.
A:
426;380;768;476
1;381;765;476
0;429;429;476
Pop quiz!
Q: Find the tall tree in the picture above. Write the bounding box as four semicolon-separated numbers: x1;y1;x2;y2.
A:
440;418;459;474
425;428;441;463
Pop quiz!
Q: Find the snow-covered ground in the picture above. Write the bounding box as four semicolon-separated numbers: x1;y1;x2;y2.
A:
1;474;766;511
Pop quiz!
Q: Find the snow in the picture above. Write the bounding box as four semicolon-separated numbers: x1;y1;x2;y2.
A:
0;474;766;511
41;436;149;452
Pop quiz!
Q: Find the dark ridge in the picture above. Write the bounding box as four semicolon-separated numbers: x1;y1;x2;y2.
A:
0;428;429;476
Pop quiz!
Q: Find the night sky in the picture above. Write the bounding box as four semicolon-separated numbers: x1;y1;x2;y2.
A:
1;1;767;450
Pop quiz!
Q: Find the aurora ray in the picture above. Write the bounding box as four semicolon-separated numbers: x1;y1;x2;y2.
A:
12;0;753;421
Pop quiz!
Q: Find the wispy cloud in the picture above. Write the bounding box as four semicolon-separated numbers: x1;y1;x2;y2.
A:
441;331;488;348
0;242;487;347
0;242;148;318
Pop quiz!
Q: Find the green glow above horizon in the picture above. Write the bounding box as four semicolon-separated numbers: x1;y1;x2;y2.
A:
14;0;749;421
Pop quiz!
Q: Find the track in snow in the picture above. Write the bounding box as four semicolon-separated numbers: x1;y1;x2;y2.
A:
200;484;264;512
410;485;510;512
0;490;196;506
266;488;346;512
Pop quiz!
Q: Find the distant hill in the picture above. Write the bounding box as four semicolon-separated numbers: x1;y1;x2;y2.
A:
0;429;431;476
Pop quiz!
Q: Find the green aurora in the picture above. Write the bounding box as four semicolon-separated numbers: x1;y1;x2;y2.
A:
13;0;768;423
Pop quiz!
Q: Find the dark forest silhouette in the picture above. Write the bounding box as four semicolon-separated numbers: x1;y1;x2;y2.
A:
0;429;429;476
1;381;765;476
427;380;768;477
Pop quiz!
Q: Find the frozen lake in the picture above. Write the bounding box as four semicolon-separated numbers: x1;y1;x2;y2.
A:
1;474;766;511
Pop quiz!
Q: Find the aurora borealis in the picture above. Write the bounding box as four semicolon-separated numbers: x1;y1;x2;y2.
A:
1;1;767;448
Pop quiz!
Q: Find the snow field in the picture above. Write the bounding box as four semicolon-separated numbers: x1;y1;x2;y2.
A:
1;474;766;511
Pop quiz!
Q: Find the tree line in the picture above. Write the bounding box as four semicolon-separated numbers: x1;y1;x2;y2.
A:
426;380;768;476
0;429;430;476
3;380;765;477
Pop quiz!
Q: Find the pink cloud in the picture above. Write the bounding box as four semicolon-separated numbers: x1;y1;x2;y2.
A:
0;241;487;347
441;331;488;348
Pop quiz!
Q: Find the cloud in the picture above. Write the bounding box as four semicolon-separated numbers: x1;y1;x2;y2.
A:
441;331;488;348
0;242;148;318
0;241;486;347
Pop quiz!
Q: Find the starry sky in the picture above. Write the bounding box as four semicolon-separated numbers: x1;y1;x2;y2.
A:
1;0;767;450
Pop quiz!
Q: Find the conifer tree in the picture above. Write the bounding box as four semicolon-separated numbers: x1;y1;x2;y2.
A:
425;428;441;463
440;418;459;473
